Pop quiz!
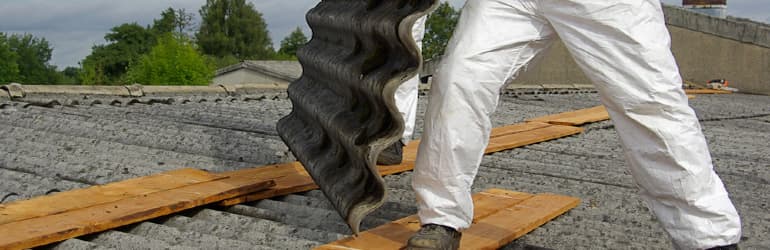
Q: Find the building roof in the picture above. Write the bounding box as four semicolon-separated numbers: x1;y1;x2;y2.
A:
215;60;303;82
663;4;770;48
1;85;768;249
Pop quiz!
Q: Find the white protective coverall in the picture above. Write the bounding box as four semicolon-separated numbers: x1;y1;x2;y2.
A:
411;0;742;249
395;16;427;144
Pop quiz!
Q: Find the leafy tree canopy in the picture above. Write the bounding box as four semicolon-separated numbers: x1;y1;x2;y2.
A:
0;33;20;83
196;0;274;60
3;33;60;84
153;8;195;38
423;2;460;60
277;27;308;60
126;34;214;85
80;23;156;84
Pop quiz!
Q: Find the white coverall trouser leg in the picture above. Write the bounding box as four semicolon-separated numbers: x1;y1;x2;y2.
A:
411;0;741;249
395;17;427;144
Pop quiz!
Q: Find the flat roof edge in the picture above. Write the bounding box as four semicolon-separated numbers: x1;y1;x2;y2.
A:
663;5;770;48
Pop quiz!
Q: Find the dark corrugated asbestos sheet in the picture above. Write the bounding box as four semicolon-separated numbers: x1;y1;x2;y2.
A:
277;0;437;233
0;90;768;249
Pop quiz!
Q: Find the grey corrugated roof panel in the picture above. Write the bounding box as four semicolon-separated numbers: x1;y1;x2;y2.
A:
2;84;292;103
160;214;322;250
67;102;282;137
218;83;290;95
80;230;199;250
214;61;302;83
243;61;302;80
0;89;9;100
186;208;345;243
0;91;766;249
48;238;116;250
123;221;263;249
0;124;261;184
278;0;436;234
20;85;133;96
1;105;287;165
0;168;88;203
140;85;227;96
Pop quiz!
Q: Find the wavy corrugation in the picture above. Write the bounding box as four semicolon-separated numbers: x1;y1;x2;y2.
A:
276;0;437;234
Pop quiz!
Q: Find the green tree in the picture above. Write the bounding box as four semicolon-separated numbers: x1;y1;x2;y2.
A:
276;27;308;60
6;33;60;84
58;66;81;84
423;2;460;59
126;34;214;85
153;8;195;38
80;23;155;84
0;33;20;83
196;0;274;60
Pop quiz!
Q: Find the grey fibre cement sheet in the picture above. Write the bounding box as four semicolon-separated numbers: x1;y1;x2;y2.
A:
276;0;438;234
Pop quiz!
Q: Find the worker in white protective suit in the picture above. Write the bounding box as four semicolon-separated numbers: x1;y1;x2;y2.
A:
402;0;742;249
378;16;427;165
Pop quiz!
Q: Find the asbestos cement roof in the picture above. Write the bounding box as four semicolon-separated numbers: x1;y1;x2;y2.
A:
215;60;303;82
0;86;768;249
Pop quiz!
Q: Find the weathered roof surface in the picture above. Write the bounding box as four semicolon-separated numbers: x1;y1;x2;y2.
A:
663;5;770;48
215;60;303;82
0;87;768;249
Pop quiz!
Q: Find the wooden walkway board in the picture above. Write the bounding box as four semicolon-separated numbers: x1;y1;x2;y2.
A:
316;189;580;250
220;122;583;206
487;123;584;153
218;142;422;206
684;89;733;94
0;173;275;249
0;117;588;248
0;168;223;225
526;106;610;126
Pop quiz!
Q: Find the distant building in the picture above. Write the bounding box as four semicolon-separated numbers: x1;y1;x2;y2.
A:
683;0;727;18
213;60;302;85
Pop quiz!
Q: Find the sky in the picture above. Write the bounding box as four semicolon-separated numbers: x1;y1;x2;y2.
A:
0;0;768;69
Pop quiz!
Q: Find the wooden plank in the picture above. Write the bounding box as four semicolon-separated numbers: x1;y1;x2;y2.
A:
490;122;553;138
220;140;422;206
221;123;583;206
0;168;223;226
459;194;580;249
470;190;533;221
486;124;584;153
316;189;579;250
527;106;610;126
0;177;275;249
684;89;732;95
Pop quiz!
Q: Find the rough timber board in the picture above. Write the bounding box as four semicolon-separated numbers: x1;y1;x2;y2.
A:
684;89;733;94
221;122;582;206
526;106;610;126
486;123;584;153
316;189;580;250
490;122;553;137
219;141;421;206
0;168;223;225
0;177;275;249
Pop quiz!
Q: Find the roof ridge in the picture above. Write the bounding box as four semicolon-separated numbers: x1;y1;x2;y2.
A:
241;61;298;82
0;83;289;100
